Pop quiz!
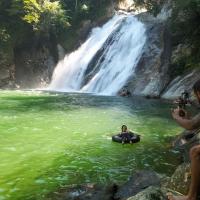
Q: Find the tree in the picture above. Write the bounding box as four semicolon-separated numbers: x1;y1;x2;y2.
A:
22;0;70;35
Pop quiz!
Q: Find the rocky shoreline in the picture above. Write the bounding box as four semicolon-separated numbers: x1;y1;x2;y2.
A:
46;131;200;200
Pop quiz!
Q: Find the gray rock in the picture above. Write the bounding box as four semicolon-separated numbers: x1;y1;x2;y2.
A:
14;38;58;88
136;12;157;23
127;186;167;200
165;163;191;195
114;170;161;200
46;183;117;200
173;130;200;162
161;69;200;99
0;68;9;80
126;17;171;98
171;44;192;65
0;48;15;88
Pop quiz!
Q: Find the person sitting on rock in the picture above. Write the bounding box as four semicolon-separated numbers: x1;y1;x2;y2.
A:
119;125;133;144
168;79;200;200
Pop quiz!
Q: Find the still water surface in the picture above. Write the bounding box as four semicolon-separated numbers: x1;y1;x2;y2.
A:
0;91;181;200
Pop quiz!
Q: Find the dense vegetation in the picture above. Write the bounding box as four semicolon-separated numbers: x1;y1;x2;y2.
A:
0;0;112;52
169;0;200;77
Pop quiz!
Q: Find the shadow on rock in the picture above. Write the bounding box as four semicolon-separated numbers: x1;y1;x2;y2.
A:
114;170;161;200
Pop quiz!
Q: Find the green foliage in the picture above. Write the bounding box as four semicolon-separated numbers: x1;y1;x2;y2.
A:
0;0;70;40
169;0;200;75
59;0;111;25
23;0;41;25
0;0;111;47
58;0;112;50
22;0;70;34
170;0;200;42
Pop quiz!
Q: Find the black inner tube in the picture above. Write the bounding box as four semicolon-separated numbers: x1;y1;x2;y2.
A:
112;134;140;144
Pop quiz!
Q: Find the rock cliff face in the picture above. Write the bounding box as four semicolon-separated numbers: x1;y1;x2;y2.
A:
0;35;58;89
14;37;58;88
0;48;15;88
161;41;200;99
126;13;171;98
161;69;200;99
121;9;199;99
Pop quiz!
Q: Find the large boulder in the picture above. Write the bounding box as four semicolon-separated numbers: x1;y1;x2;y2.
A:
114;170;161;200
173;131;200;161
47;170;161;200
127;186;167;200
165;163;191;195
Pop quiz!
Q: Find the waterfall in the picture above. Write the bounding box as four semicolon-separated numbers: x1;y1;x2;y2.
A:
49;14;146;95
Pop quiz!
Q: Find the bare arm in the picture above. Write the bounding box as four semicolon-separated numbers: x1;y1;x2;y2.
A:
172;108;200;130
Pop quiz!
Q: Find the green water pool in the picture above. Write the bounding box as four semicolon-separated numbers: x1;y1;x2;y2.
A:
0;90;182;200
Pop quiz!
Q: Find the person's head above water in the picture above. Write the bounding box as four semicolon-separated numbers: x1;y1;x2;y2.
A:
121;125;127;132
193;79;200;103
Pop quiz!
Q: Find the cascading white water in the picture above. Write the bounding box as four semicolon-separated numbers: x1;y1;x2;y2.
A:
49;14;146;95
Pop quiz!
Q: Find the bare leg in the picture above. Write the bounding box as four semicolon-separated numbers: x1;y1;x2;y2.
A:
167;144;200;200
187;145;200;198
